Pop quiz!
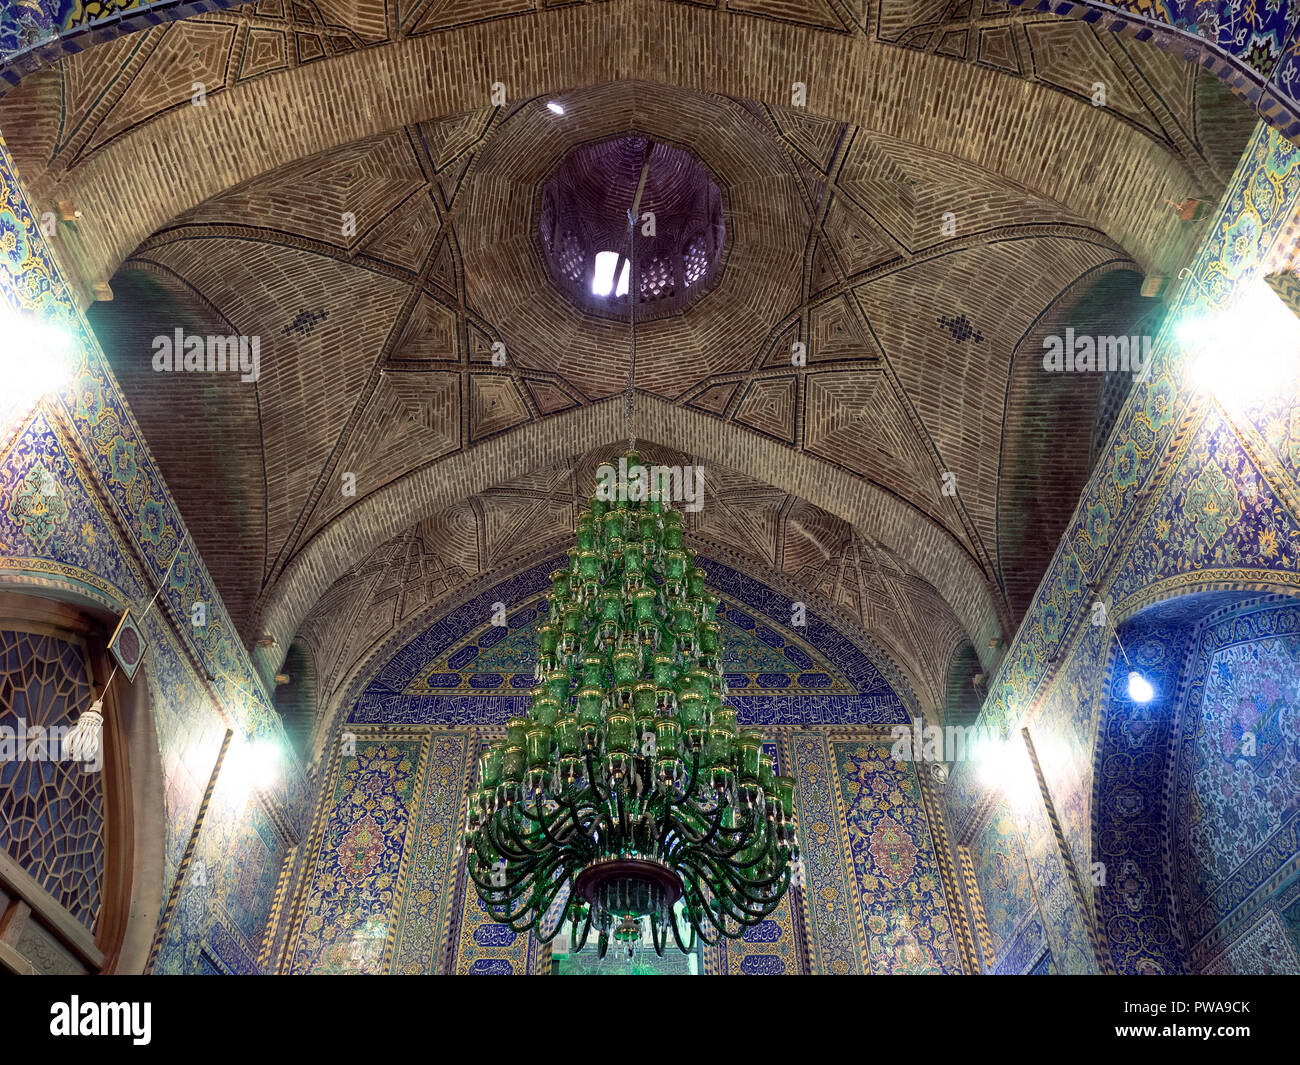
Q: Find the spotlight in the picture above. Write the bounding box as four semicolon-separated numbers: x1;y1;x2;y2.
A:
1127;671;1155;704
547;101;565;115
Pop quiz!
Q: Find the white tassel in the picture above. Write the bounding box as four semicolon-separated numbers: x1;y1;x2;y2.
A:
65;699;104;764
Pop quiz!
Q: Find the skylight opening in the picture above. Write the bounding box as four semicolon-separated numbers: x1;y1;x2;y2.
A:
591;250;630;297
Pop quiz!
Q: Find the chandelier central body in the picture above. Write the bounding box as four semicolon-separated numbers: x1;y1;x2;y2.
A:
463;453;800;958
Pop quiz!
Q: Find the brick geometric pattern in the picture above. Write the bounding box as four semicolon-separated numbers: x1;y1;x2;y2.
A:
0;2;1253;293
295;443;968;743
0;0;1259;675
8;0;1299;153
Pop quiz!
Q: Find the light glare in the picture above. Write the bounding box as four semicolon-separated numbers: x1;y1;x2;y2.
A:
228;736;283;793
591;250;629;297
1127;670;1155;704
979;739;1036;809
0;309;75;410
547;101;565;115
1180;281;1300;406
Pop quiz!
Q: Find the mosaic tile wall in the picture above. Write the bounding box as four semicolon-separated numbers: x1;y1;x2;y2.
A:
0;132;306;972
284;556;974;975
1090;610;1197;975
968;797;1050;974
1089;597;1300;975
947;119;1300;975
1173;600;1300;972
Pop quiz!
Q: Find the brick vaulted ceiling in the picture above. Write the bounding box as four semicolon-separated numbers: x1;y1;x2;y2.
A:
0;1;1257;711
294;443;967;747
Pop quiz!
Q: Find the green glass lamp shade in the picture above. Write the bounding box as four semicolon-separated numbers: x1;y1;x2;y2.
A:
462;453;801;958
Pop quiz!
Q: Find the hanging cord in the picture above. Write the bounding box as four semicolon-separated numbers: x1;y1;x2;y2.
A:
1112;626;1133;669
626;207;636;451
66;549;181;764
619;140;653;453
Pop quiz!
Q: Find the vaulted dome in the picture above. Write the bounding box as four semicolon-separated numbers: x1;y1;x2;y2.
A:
539;135;725;318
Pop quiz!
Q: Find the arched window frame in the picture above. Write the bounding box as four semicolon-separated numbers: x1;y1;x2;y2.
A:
0;592;133;974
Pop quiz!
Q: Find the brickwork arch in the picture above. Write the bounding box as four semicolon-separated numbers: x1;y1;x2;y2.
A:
3;0;1293;140
250;398;1007;688
24;1;1212;305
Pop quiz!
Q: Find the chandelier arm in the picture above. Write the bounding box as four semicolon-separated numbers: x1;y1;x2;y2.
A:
464;860;509;899
613;779;633;851
699;822;763;861
563;787;594;831
678;805;716;847
529;868;578;941
711;840;782;884
699;851;790;917
745;814;791;874
714;873;787;920
571;902;594;954
487;810;549;862
649;911;665;957
668;897;697;954
467;838;519;885
663;798;731;855
523;790;583;852
493;810;547;861
684;850;773;922
499;854;569;929
655;749;703;845
693;889;735;943
584;745;609;806
574;802;606;860
467;848;542;902
714;885;757;936
479;877;538;927
665;787;727;849
677;748;703;808
698;799;771;854
696;789;758;834
587;805;616;860
468;832;501;870
469;831;543;890
696;885;755;938
712;817;778;870
686;801;748;847
680;853;749;921
678;879;721;946
509;796;564;850
660;807;697;848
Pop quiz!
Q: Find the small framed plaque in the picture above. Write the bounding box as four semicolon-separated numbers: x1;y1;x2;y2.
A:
108;608;147;682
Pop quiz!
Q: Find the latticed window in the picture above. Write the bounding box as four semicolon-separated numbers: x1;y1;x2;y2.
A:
0;629;104;922
0;596;130;974
683;234;709;288
540;192;556;254
558;230;585;282
639;256;674;301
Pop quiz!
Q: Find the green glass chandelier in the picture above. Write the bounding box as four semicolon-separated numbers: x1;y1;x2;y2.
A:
462;457;802;958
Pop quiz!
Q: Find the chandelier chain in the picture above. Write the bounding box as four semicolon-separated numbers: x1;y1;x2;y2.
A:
626;207;637;452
